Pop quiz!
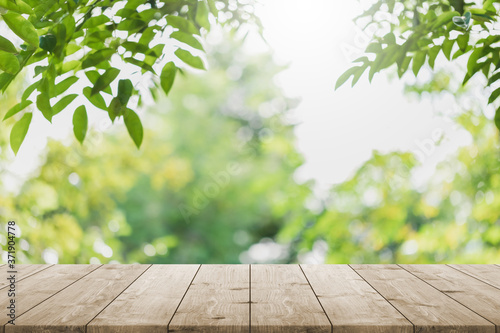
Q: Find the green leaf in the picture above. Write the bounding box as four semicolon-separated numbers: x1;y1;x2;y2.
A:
160;61;177;95
431;11;459;29
398;57;411;78
167;15;200;35
124;108;143;148
0;36;17;53
82;48;114;69
495;107;500;131
335;66;361;90
121;41;149;54
351;65;367;86
138;25;159;45
39;34;57;53
488;87;500;104
0;50;20;74
442;39;454;60
484;0;495;11
146;44;165;58
457;34;469;52
207;0;218;16
382;32;395;44
175;49;205;70
0;0;33;14
118;79;133;106
170;31;204;51
117;19;145;33
108;97;124;122
91;67;120;95
365;42;382;54
124;57;155;73
73;105;87;144
10;112;32;155
2;12;39;48
53;94;78;115
428;45;440;69
487;71;500;86
55;76;79;95
61;60;80;73
36;93;53;122
467;48;484;76
81;14;109;29
22;80;40;100
3;100;32;120
196;0;211;31
471;13;494;22
412;51;426;76
34;65;48;77
83;86;107;110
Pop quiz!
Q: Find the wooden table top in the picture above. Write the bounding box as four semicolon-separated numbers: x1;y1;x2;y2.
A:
1;264;499;332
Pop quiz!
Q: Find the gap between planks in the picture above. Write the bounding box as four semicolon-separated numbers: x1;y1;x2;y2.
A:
398;265;497;329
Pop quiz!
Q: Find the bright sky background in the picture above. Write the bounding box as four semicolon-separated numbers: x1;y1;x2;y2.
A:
3;0;478;194
254;0;474;194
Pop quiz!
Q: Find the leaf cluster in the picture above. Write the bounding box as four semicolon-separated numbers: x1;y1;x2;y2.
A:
0;0;256;152
336;0;500;131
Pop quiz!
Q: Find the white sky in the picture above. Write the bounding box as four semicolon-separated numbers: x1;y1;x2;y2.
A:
3;0;478;194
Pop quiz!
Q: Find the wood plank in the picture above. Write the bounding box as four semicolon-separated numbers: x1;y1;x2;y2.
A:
1;265;99;333
351;264;495;333
402;264;500;329
302;264;413;333
6;264;149;333
169;264;249;333
448;265;500;289
87;264;199;333
251;264;331;333
0;265;51;290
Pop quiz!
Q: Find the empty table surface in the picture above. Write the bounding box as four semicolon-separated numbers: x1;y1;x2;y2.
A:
1;264;499;332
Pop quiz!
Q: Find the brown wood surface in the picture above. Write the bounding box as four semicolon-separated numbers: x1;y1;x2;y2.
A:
448;264;500;289
88;264;199;333
168;264;249;333
0;265;99;333
2;264;500;332
0;265;52;290
251;264;331;333
351;264;495;333
302;264;413;333
401;264;500;329
6;264;149;333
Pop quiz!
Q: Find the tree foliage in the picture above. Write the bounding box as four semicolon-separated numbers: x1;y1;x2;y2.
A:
0;35;312;264
0;0;257;152
336;0;500;131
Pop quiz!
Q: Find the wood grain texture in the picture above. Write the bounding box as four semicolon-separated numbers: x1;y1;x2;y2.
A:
88;264;199;333
169;264;249;333
351;264;494;333
402;264;500;329
251;264;331;333
6;264;149;333
0;265;52;290
1;265;99;333
448;264;500;289
302;264;413;333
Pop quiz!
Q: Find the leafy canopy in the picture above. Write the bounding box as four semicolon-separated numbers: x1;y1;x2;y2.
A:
336;0;500;131
0;0;256;153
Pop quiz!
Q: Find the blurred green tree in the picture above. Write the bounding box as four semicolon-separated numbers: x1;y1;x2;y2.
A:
279;111;500;263
0;34;314;264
